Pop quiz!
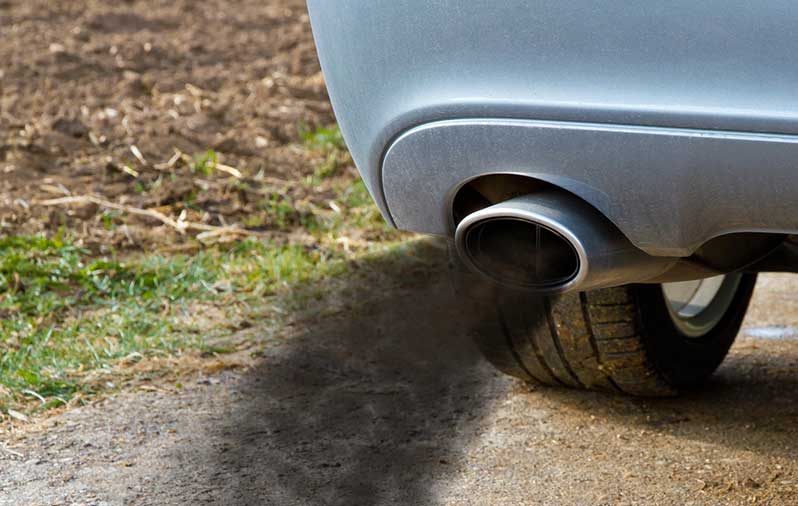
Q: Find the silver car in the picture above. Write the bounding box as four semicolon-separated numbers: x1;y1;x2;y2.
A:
307;1;798;396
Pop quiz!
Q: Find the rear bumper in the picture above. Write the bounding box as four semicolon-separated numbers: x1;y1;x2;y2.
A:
383;119;798;257
307;0;798;256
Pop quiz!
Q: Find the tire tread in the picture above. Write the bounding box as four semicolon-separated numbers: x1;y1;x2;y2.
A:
452;243;754;397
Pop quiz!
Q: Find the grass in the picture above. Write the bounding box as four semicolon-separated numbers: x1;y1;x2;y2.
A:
0;235;350;410
299;123;350;183
191;149;218;177
0;125;411;417
299;123;346;151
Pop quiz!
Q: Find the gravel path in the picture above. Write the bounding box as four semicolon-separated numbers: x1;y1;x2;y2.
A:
2;272;798;505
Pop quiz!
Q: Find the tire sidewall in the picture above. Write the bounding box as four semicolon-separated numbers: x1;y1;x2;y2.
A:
634;273;758;389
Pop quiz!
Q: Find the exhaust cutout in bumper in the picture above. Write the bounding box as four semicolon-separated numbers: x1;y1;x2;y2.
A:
454;192;676;294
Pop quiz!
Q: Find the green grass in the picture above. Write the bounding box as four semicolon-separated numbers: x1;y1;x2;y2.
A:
299;124;350;183
0;235;362;411
0;125;410;417
191;149;218;177
298;124;346;151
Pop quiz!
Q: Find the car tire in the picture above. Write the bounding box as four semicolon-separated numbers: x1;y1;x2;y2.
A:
452;251;758;397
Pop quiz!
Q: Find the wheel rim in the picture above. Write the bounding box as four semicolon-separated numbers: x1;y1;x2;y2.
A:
662;274;742;338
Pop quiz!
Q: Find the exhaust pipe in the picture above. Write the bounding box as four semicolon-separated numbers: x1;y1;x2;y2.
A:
454;191;676;294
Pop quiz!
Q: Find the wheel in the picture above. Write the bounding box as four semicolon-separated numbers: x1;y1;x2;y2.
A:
455;256;758;396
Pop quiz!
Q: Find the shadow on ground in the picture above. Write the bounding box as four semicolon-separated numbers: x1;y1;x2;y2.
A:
152;242;798;505
194;239;510;505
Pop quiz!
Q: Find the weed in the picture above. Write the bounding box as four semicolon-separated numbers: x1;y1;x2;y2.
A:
298;124;346;151
101;210;121;231
298;124;350;183
313;151;343;180
191;149;218;177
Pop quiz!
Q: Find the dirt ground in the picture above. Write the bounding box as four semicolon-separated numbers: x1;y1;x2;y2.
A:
3;1;798;505
1;0;338;251
2;257;798;506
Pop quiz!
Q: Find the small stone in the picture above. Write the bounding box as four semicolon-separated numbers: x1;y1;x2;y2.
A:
51;117;88;138
742;477;761;489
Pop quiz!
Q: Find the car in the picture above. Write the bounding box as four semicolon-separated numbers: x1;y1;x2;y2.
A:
306;0;798;396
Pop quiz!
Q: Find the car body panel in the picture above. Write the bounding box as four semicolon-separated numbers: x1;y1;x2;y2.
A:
383;119;798;256
307;0;798;254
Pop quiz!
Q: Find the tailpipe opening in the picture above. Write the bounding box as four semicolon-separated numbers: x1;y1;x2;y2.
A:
455;191;676;294
462;218;580;290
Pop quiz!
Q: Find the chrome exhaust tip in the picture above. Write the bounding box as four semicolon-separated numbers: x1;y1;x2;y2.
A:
460;217;580;290
454;192;675;294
